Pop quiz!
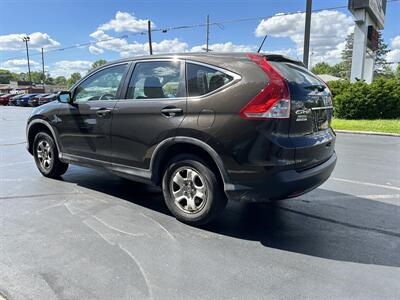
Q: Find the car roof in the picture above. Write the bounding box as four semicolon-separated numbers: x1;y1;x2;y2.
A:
86;52;303;77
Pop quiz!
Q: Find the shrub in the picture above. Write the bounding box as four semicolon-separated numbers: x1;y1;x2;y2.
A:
329;78;400;119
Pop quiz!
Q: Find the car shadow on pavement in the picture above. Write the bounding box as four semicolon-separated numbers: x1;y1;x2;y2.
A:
62;167;400;268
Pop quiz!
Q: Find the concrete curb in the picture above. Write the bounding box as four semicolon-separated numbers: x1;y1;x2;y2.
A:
336;130;400;137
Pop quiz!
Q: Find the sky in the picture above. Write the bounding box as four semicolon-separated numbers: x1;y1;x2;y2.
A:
0;0;399;78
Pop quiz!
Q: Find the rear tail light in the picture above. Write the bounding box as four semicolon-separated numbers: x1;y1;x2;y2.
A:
240;54;290;119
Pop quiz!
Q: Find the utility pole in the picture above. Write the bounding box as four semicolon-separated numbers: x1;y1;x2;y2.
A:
41;48;45;90
147;20;153;55
206;15;210;52
22;36;32;90
303;0;312;68
309;48;314;69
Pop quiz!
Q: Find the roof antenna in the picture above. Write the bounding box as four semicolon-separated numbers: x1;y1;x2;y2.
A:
257;34;267;53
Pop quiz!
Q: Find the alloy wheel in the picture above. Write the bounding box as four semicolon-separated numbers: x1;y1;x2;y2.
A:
36;140;54;171
170;167;208;214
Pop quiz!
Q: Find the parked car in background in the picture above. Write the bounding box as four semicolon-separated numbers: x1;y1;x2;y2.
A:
0;94;14;105
9;94;25;106
38;93;57;106
26;53;336;225
29;93;50;107
17;94;38;106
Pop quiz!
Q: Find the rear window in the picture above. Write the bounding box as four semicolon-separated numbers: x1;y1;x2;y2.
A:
269;61;323;87
186;63;233;97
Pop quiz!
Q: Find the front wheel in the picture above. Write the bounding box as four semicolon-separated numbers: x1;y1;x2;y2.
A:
33;132;69;178
162;155;227;225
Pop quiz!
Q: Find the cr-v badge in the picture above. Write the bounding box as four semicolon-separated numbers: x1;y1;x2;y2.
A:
295;108;311;121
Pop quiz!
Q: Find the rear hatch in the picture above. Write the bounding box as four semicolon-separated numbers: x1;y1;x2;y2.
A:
267;57;335;169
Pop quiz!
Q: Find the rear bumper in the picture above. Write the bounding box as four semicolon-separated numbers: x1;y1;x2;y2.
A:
225;152;337;202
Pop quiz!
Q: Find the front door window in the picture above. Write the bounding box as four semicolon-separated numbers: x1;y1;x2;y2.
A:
74;64;128;102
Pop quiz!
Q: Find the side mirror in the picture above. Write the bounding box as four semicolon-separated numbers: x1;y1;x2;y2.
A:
57;91;72;103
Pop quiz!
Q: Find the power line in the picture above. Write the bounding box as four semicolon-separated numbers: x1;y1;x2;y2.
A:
2;0;399;62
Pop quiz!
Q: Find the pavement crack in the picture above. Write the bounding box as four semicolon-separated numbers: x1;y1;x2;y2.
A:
0;141;27;147
140;213;175;240
23;203;65;215
275;205;400;238
119;245;153;300
92;215;146;237
83;219;115;246
0;192;83;201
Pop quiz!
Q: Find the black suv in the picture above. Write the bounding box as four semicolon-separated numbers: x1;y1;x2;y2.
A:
26;53;336;225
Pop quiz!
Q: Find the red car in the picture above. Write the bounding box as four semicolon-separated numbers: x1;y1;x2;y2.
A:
0;94;14;105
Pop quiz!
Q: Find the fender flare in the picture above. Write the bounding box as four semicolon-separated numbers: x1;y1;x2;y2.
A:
26;119;61;155
150;136;232;189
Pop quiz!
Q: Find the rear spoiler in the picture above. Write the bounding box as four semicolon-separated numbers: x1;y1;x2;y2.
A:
263;54;306;68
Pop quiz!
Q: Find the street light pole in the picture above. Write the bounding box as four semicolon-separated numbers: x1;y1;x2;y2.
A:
22;36;32;90
41;48;45;90
303;0;312;68
206;15;210;52
147;20;153;55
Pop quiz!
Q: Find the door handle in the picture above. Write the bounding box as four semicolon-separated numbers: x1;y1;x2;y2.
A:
96;108;112;117
161;107;183;117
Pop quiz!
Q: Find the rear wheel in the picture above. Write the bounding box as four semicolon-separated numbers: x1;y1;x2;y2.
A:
162;154;227;225
33;132;68;178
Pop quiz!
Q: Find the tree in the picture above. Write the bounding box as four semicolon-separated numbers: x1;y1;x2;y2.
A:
88;59;107;72
340;33;354;79
311;62;337;75
374;31;390;77
54;76;67;86
67;73;82;87
0;69;17;83
45;73;54;85
340;32;390;79
30;71;45;84
396;64;400;79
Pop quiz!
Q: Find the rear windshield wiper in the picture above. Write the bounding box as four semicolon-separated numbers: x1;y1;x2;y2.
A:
304;84;325;92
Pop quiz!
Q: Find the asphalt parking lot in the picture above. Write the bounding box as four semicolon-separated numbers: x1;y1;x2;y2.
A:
1;106;399;299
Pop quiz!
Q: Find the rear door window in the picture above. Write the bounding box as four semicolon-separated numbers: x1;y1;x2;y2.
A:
126;61;185;99
186;63;233;97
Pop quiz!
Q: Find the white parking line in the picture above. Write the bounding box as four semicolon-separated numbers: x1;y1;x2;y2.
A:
331;177;400;192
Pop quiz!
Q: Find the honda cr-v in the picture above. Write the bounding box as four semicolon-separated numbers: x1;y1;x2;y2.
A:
26;53;336;225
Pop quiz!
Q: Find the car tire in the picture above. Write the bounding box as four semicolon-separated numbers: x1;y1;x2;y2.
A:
33;132;68;178
162;154;227;225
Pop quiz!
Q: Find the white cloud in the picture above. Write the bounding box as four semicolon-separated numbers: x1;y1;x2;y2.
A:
51;60;93;77
98;11;153;33
3;59;38;67
255;10;354;64
90;11;191;57
88;45;104;54
386;35;400;67
391;35;400;49
262;47;299;56
0;32;60;51
387;49;400;63
120;38;188;57
191;42;256;52
1;59;39;72
90;29;188;56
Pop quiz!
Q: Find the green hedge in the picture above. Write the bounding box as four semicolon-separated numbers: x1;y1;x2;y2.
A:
327;78;400;119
